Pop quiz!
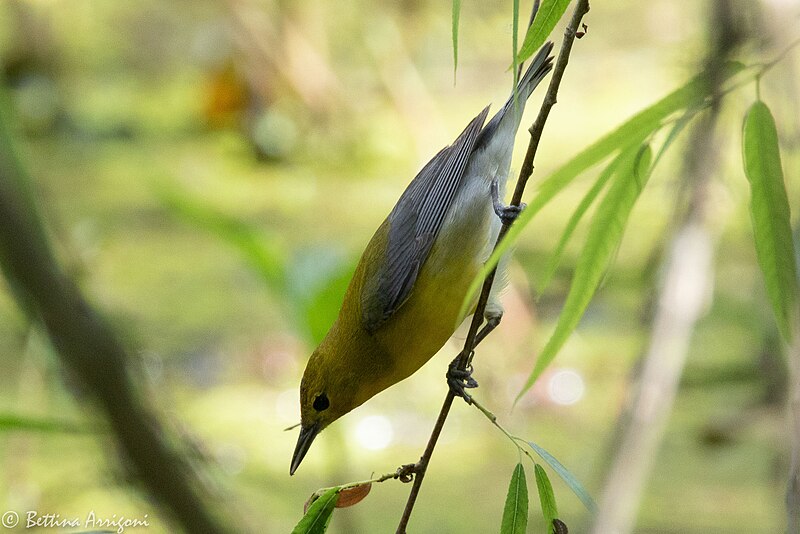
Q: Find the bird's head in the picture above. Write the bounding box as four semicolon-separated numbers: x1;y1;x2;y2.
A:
290;347;358;475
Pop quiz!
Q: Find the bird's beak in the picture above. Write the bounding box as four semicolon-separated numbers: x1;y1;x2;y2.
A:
290;422;320;475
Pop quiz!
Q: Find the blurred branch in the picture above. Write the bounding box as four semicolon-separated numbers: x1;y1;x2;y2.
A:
396;1;590;531
789;333;800;532
589;2;743;532
0;95;231;533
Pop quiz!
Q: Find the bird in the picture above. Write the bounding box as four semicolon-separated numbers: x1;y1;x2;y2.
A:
290;42;554;475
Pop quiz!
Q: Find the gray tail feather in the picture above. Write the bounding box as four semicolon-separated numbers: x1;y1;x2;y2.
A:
514;41;555;104
505;41;555;121
476;42;554;147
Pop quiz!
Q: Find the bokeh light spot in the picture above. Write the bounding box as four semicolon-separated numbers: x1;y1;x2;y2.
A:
547;369;585;406
354;416;394;450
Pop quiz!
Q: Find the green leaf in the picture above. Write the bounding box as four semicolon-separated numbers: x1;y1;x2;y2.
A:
501;463;529;534
452;0;461;81
292;487;339;534
519;144;652;398
287;247;355;345
158;186;287;293
458;62;744;321
300;262;354;345
742;100;799;342
540;103;697;293
534;464;558;533
651;108;697;171
528;441;596;514
515;0;572;66
0;413;92;433
538;151;622;292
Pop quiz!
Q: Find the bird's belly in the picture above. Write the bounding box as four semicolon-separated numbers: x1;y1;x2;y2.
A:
376;192;496;382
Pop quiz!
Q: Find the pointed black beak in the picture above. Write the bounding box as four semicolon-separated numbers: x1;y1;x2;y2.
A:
290;422;320;475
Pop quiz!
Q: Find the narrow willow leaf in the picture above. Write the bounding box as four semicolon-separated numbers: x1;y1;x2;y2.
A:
452;0;461;81
538;152;622;292
535;464;558;533
0;414;90;433
651;108;697;171
519;144;653;398
518;61;742;242
292;487;339;534
528;441;596;513
158;186;287;293
501;463;529;534
457;63;744;321
515;0;572;66
742;100;799;342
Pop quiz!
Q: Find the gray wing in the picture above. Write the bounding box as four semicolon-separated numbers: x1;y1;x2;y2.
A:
361;106;490;333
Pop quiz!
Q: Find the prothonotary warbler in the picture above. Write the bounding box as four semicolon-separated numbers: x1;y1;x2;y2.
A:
290;42;554;475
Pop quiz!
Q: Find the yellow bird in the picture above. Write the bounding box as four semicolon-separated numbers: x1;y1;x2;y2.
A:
291;43;553;475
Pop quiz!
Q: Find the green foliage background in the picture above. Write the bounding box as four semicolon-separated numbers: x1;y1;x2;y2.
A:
0;0;798;532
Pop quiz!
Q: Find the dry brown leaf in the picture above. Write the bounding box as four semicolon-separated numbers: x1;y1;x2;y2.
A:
335;483;372;508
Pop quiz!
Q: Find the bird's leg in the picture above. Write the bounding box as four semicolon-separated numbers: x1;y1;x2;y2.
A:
447;309;502;402
475;309;503;347
447;352;479;404
491;178;526;224
447;180;517;404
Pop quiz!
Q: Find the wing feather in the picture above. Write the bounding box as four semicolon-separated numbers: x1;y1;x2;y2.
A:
361;106;490;332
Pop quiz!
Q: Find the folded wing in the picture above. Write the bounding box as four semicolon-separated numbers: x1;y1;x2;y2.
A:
361;106;490;333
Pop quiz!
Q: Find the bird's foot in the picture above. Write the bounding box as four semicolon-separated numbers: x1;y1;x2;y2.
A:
447;356;479;404
490;178;526;224
475;311;503;347
495;202;526;224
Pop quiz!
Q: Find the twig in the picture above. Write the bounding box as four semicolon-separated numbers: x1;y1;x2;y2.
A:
307;464;418;504
396;1;590;531
0;98;230;531
788;322;800;533
470;397;538;466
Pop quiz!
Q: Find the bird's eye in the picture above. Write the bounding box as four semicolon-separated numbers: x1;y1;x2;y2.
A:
313;393;330;412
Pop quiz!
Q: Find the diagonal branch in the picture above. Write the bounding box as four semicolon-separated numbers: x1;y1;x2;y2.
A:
396;1;590;531
0;96;231;532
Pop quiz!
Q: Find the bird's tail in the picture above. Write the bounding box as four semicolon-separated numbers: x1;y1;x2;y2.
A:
475;42;554;149
505;41;555;122
515;42;555;100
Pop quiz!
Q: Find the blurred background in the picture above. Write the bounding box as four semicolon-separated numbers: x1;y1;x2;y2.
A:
1;0;799;532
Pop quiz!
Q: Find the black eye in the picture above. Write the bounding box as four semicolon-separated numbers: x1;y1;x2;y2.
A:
313;393;330;412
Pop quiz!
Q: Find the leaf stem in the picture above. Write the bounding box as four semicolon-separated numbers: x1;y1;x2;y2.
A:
307;465;417;503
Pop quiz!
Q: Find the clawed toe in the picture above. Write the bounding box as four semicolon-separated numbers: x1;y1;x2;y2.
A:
490;178;526;224
495;202;526;224
447;360;479;404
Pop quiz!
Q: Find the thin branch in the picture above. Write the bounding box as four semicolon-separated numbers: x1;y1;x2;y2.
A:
396;1;590;531
470;398;538;466
0;98;231;532
511;1;588;208
788;331;800;532
306;464;418;505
